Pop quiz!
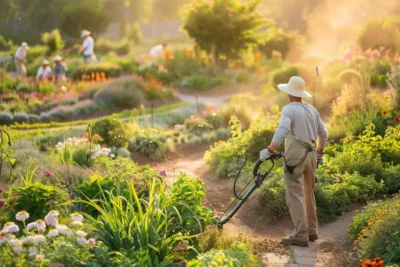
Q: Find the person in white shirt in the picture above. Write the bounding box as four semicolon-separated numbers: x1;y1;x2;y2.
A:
148;43;167;58
52;55;68;84
79;30;96;64
36;60;52;82
14;42;29;78
260;76;328;247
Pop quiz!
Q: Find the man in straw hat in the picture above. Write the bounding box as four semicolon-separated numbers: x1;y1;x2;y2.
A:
79;30;96;64
52;55;68;83
36;59;52;82
260;76;328;247
14;42;29;78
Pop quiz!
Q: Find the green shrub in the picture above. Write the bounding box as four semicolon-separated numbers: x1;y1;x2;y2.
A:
94;77;143;108
189;74;211;90
0;68;18;93
204;114;224;129
73;62;122;80
41;29;65;55
0;35;14;51
359;15;400;51
259;173;287;216
0;111;13;125
110;57;139;73
381;165;400;193
235;69;252;84
9;183;69;222
184;118;214;135
64;57;84;76
135;135;173;161
170;174;214;236
269;65;298;90
92;117;129;148
28;114;40;123
259;27;305;60
13;113;28;124
96;37;131;55
188;242;251;267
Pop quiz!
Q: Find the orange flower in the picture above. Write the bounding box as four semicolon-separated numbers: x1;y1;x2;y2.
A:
257;67;264;75
254;52;261;64
184;48;192;59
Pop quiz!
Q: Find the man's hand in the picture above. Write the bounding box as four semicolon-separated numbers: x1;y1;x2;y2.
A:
316;151;324;168
260;146;275;161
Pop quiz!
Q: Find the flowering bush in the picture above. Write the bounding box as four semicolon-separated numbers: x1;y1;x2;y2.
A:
350;196;400;264
92;117;129;148
0;211;97;266
54;136;114;167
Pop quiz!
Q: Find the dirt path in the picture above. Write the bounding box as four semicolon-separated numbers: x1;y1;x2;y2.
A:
154;150;356;267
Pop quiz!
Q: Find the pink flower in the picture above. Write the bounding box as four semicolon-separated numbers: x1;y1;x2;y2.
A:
152;162;159;167
159;170;167;177
44;171;53;178
0;188;4;194
0;199;5;207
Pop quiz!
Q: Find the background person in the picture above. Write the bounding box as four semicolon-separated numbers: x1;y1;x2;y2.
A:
79;30;96;64
148;43;167;58
36;59;52;82
14;42;29;78
52;55;68;84
260;76;328;247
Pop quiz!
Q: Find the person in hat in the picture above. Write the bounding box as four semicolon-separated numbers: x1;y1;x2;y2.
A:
52;55;68;83
36;59;52;82
148;43;167;58
260;76;328;247
79;30;96;64
14;42;29;78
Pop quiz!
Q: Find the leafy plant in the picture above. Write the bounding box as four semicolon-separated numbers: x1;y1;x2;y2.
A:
41;29;65;55
92;117;128;148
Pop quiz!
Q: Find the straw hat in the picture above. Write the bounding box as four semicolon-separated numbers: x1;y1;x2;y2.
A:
277;76;312;98
80;30;91;38
53;55;62;62
42;59;49;65
21;42;29;49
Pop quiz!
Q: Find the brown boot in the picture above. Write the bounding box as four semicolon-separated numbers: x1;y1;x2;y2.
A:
309;234;319;241
280;236;309;247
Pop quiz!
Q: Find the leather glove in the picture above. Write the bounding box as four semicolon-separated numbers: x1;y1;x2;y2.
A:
260;149;274;161
316;152;324;168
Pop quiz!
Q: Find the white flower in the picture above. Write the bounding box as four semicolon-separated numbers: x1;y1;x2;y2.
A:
45;214;58;227
110;154;115;158
24;235;34;243
35;254;44;261
77;237;87;245
35;220;46;232
56;225;72;235
72;221;83;227
29;247;38;257
7;238;18;247
75;230;87;238
70;212;83;222
27;222;37;231
5;223;19;233
13;245;23;254
16;211;30;221
88;238;96;247
48;210;60;217
48;229;59;238
32;235;46;244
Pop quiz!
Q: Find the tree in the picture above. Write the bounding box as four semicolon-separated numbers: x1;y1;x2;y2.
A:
182;0;271;64
153;0;191;21
60;0;110;38
0;0;19;25
41;29;65;55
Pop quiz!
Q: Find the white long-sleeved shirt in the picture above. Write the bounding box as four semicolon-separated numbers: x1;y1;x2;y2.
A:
82;36;94;56
271;102;328;150
14;47;27;60
36;66;52;81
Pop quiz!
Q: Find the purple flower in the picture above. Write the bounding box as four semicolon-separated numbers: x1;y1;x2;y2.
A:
0;188;4;194
0;199;5;207
159;170;167;177
152;162;159;167
44;171;53;178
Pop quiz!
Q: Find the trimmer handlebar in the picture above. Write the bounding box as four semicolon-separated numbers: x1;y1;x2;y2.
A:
252;152;284;177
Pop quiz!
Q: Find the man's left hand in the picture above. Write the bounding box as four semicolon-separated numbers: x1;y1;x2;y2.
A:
260;149;274;161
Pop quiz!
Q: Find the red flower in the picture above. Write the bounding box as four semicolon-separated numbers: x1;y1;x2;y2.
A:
394;116;400;122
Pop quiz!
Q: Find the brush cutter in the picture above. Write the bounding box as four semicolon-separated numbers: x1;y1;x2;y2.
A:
217;152;284;228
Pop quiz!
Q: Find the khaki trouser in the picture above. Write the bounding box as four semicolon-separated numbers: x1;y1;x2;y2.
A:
283;133;318;242
15;58;27;78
